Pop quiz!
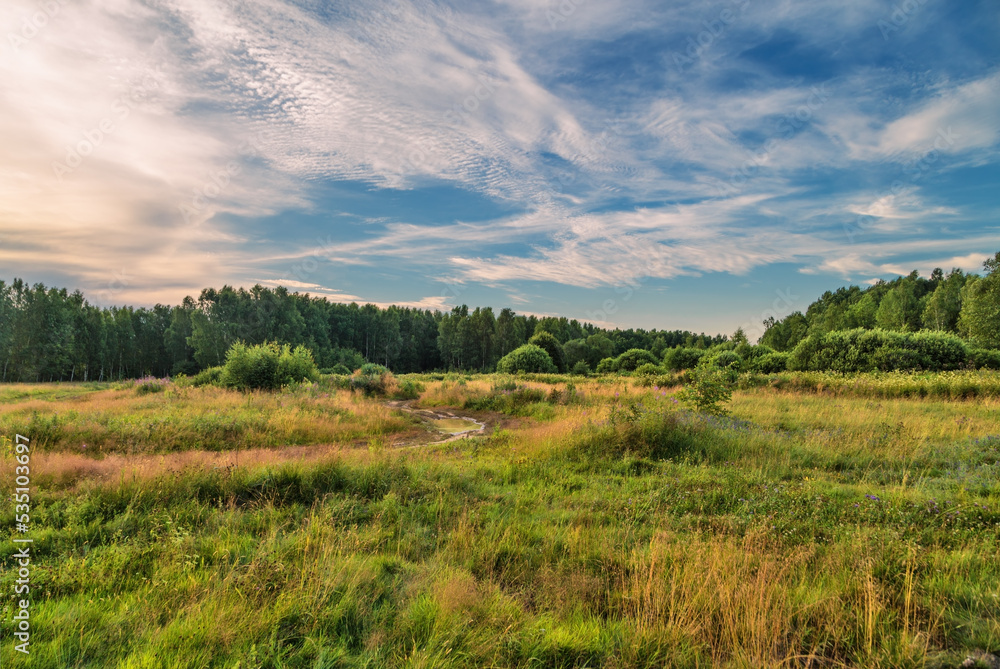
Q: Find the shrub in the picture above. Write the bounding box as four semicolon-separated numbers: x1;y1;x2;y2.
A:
220;342;319;391
789;328;971;373
496;344;557;374
969;348;1000;370
569;401;698;460
134;376;169;395
391;378;424;400
464;383;548;415
350;363;394;396
634;362;663;376
528;332;566;372
320;363;352;375
191;366;224;387
748;352;790;374
706;350;743;371
571;361;591;376
615;348;660;372
663;347;705;371
678;360;737;416
595;357;618;374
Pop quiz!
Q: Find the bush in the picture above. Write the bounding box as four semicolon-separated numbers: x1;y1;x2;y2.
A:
634;362;663;376
134;376;169;395
615;348;660;372
191;366;224;387
678;360;737;416
496;345;558;374
969;348;1000;370
350;363;393;396
663;347;705;371
706;350;743;371
569;401;698;461
320;363;352;375
527;332;566;372
464;382;548;415
221;342;319;391
391;378;424;400
748;352;790;374
571;361;591;376
596;357;618;374
789;328;971;373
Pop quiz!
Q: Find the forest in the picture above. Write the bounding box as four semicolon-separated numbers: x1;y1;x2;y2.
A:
1;251;997;382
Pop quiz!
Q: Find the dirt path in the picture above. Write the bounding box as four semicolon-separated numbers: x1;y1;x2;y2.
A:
385;400;487;446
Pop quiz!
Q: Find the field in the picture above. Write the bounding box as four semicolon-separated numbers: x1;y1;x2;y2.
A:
2;373;999;668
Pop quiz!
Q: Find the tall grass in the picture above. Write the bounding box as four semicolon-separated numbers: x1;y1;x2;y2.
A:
1;373;998;667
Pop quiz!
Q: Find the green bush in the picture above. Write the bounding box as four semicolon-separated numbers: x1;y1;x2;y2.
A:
391;378;424;400
464;382;548;415
221;342;319;391
789;328;971;373
706;350;743;371
969;348;1000;370
191;366;224;387
496;344;558;374
571;361;591;376
678;360;737;416
595;357;618;374
748;351;790;374
569;401;698;460
615;348;660;372
527;332;566;372
634;362;663;376
349;363;393;396
663;347;705;371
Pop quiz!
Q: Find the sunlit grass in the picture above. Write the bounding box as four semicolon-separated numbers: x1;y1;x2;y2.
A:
1;372;998;667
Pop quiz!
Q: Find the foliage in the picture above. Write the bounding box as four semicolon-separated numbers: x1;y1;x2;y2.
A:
614;348;660;372
221;341;319;391
959;259;1000;348
633;362;663;376
595;357;618;374
748;351;790;373
496;344;557;374
571;360;591;376
2;375;1000;667
190;366;224;387
678;360;736;415
788;328;972;373
349;363;394;396
527;331;566;372
463;381;549;415
134;376;170;395
663;347;706;371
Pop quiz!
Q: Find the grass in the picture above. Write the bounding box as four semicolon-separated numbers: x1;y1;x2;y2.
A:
1;372;998;667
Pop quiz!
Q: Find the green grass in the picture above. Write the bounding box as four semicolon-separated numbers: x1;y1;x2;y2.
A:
1;373;999;667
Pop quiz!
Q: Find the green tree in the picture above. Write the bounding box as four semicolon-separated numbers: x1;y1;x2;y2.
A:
528;331;566;372
496;344;557;374
958;253;1000;348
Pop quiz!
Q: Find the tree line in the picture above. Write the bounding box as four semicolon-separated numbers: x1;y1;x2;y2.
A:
759;253;1000;352
0;280;721;382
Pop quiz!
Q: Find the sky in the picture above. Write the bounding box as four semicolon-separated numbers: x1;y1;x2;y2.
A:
1;0;998;339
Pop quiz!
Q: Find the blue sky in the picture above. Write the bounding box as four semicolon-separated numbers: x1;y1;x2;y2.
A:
1;0;998;337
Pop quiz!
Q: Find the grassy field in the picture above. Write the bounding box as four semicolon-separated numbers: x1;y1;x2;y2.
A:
2;373;999;668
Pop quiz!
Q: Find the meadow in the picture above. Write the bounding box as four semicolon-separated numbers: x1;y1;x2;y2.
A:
1;372;999;668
